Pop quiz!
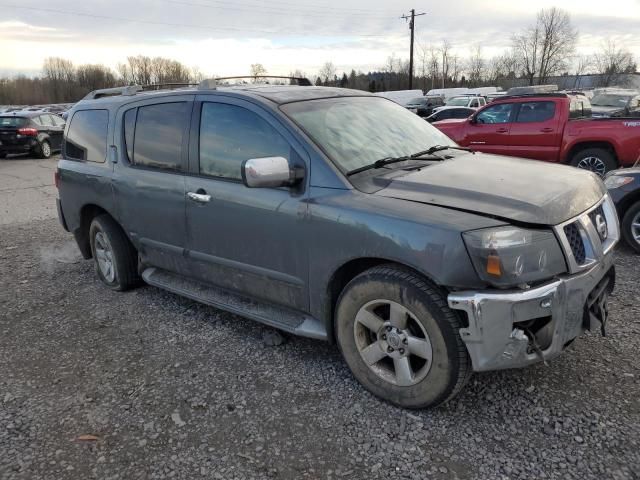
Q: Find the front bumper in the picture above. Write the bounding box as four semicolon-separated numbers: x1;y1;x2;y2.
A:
448;252;615;372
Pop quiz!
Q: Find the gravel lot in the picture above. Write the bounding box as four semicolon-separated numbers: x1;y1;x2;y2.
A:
1;155;639;480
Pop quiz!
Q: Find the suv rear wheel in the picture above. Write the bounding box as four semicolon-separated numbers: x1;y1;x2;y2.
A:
89;214;140;291
335;265;471;409
570;148;617;176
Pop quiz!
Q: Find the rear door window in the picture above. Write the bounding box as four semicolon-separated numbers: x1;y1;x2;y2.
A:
198;102;290;181
126;102;190;171
65;110;109;162
515;102;556;123
40;115;53;126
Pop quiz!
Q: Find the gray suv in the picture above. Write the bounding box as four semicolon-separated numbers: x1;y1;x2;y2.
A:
56;81;618;408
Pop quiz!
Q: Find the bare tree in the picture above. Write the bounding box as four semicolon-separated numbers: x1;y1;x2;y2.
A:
467;45;485;87
572;55;593;88
440;40;452;88
249;63;267;81
76;64;117;91
512;7;577;85
43;57;76;102
428;45;440;90
594;40;636;87
318;61;336;84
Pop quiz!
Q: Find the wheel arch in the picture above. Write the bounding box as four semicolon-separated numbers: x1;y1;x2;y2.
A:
75;204;121;259
324;257;447;344
617;191;640;220
565;141;619;166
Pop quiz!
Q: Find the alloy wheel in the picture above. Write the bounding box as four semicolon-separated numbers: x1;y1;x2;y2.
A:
41;142;51;158
632;211;640;247
353;299;433;387
576;156;606;177
94;231;115;283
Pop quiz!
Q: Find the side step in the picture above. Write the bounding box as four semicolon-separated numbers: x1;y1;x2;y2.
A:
141;268;327;341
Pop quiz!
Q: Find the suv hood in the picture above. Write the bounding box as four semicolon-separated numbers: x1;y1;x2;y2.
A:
374;153;606;225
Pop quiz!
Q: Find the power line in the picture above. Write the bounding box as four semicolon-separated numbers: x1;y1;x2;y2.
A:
0;3;392;37
400;9;426;90
164;0;392;18
161;0;391;20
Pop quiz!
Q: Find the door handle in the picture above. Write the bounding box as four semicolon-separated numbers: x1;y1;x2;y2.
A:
187;191;211;203
496;128;508;133
540;128;554;133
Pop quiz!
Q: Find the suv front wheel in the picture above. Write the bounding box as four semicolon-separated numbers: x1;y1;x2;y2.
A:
335;265;471;409
89;214;140;291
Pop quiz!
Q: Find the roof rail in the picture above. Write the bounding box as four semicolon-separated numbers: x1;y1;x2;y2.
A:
141;83;199;91
83;85;142;100
198;75;313;90
496;92;569;101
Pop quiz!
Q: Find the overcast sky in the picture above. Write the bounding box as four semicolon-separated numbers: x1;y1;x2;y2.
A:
1;0;639;77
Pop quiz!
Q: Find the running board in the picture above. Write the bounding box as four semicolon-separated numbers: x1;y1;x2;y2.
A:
141;268;327;341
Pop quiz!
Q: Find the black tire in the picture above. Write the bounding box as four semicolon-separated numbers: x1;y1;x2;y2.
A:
37;140;51;159
0;152;6;159
335;265;471;409
569;148;617;176
89;214;140;291
621;201;640;254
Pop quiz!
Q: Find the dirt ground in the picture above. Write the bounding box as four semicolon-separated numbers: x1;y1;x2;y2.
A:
0;155;638;480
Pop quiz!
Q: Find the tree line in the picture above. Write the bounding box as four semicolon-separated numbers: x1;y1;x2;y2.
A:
0;56;203;105
1;7;638;106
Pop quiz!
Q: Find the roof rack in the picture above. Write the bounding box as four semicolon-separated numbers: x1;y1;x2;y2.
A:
83;85;142;100
198;76;313;90
141;83;199;91
496;92;569;101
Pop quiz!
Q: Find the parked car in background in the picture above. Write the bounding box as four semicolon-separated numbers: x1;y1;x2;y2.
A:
373;90;425;108
57;81;617;409
405;96;444;117
435;95;487;111
426;107;475;123
591;88;640;118
605;167;640;252
486;92;507;103
433;92;640;175
0;111;65;159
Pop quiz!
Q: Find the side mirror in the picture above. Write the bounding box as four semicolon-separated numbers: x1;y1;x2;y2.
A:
241;156;303;188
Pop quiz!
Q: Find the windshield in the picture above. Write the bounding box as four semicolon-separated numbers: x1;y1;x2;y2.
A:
407;98;426;105
0;117;27;127
445;97;471;106
282;96;456;173
591;94;632;107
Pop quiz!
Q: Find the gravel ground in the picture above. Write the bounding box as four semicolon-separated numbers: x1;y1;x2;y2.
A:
0;165;639;479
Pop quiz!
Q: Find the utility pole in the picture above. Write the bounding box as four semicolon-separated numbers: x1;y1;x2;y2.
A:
401;9;426;90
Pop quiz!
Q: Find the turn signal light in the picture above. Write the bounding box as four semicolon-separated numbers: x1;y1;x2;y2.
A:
486;254;502;277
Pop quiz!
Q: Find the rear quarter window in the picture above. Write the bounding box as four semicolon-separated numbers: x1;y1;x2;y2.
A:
65;110;109;162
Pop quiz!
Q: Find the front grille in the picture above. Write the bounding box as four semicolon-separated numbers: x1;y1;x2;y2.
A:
563;223;586;264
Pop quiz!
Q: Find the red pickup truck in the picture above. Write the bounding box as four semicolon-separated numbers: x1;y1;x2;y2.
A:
433;93;640;175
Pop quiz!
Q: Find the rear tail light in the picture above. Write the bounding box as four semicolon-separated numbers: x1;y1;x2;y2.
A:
54;170;60;189
17;127;38;136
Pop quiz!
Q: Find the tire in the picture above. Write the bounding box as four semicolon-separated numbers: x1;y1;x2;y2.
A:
0;152;6;159
569;148;617;177
89;214;140;291
335;265;471;409
37;140;51;159
621;201;640;254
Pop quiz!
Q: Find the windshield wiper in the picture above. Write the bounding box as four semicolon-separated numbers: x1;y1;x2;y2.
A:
414;145;474;156
346;154;444;177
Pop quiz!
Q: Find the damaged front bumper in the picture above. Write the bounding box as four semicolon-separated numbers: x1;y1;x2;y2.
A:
447;252;615;372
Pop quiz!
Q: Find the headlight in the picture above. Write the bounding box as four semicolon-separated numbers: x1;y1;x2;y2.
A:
604;176;633;189
463;226;567;288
